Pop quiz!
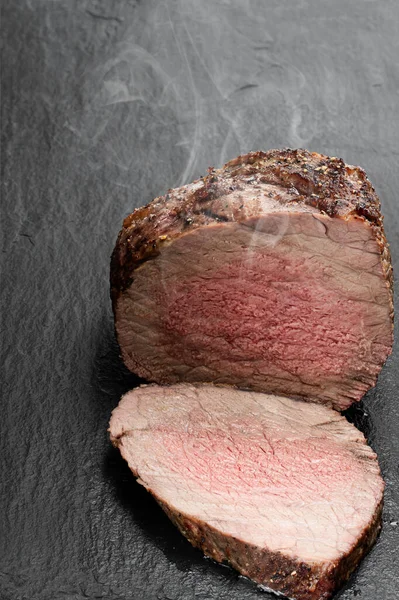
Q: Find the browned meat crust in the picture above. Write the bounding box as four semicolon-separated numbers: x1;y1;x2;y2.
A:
110;148;393;317
158;496;383;600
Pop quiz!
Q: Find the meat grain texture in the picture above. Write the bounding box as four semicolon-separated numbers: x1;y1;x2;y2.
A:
109;384;384;600
111;149;393;411
109;149;394;600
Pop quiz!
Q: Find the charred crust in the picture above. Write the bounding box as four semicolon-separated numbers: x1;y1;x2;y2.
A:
153;493;384;600
110;148;393;310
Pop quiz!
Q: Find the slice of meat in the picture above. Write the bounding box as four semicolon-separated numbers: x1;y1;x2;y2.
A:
110;149;393;411
109;383;384;600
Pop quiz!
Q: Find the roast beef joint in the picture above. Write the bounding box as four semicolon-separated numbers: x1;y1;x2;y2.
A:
109;149;393;600
111;149;393;411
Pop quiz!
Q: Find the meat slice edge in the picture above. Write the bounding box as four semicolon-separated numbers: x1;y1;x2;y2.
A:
109;383;384;600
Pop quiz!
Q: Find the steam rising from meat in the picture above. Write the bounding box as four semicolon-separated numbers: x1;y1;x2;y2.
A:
72;0;320;192
70;2;391;298
66;0;396;218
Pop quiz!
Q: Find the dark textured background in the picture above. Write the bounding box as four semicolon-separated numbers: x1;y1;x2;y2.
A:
1;1;398;599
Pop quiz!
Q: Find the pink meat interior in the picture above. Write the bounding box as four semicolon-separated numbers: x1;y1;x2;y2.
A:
158;423;364;498
163;252;367;381
110;384;384;564
117;213;392;408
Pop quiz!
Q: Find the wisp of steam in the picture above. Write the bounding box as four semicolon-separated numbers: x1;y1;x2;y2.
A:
68;0;331;291
72;0;318;188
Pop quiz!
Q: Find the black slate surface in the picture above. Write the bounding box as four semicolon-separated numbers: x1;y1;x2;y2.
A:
1;1;398;599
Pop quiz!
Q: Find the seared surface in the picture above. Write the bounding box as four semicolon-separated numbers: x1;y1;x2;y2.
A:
111;150;393;410
109;383;384;600
111;149;393;304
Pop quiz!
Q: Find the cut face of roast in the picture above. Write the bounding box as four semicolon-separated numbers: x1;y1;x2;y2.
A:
111;150;393;411
109;383;384;600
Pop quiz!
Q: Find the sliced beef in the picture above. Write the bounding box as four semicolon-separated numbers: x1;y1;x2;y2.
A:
109;383;384;600
111;149;393;411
